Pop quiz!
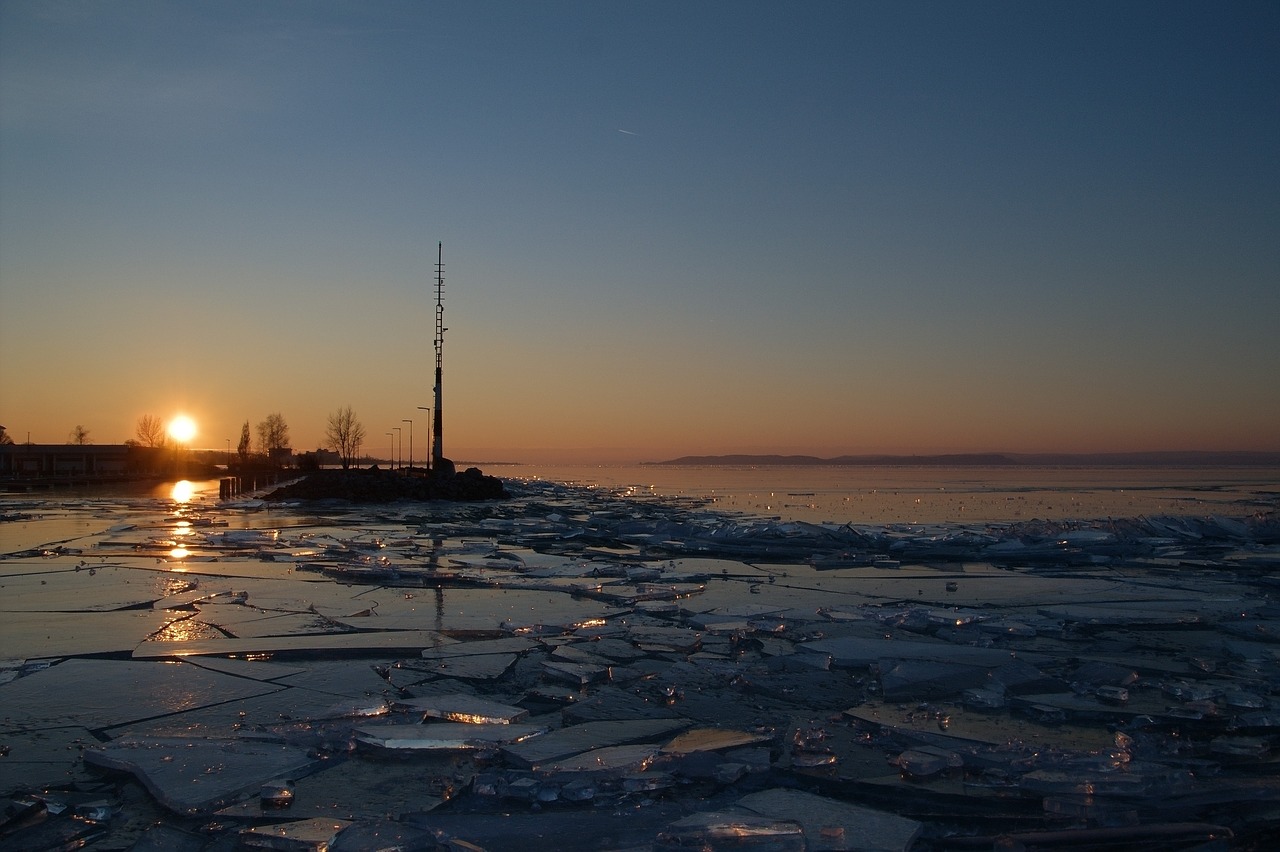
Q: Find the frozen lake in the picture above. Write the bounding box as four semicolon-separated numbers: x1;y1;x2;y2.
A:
1;465;1278;849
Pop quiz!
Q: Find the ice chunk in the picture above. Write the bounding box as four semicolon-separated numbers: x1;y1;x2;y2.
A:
354;722;546;751
502;718;691;768
329;818;439;852
83;737;325;815
880;660;991;701
661;728;773;754
239;817;352;850
734;787;923;851
393;692;529;724
133;630;445;659
656;811;805;851
533;743;657;775
798;636;1016;668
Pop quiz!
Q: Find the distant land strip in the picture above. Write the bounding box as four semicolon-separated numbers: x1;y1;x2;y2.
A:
646;451;1280;467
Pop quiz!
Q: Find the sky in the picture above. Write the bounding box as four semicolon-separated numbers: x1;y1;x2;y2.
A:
1;1;1277;464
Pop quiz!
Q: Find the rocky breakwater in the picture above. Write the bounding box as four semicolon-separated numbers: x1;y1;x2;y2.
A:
264;466;507;503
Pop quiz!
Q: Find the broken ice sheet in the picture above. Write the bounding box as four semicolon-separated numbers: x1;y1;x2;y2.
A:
330;586;614;634
0;658;281;730
879;660;993;701
533;742;658;775
393;693;529;724
0;726;101;794
3;609;173;659
239;816;352;850
354;722;546;751
798;635;1020;668
541;659;611;686
656;810;805;851
734;787;923;852
132;629;445;659
502;718;691;768
661;728;772;754
0;560;170;612
84;737;326;815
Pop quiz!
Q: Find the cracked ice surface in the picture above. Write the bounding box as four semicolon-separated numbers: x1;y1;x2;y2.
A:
1;475;1279;850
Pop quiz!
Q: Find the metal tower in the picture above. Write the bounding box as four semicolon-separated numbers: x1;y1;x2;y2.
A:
432;242;445;471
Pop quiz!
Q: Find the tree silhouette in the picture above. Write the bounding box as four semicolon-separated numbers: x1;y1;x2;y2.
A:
256;413;289;453
69;425;91;445
325;406;365;469
237;421;251;463
136;414;165;448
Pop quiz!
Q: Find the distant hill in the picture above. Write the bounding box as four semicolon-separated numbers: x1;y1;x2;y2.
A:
646;451;1280;467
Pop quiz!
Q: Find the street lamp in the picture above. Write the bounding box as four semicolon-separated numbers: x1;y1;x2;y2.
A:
392;427;402;470
403;419;413;470
386;432;394;468
416;407;431;471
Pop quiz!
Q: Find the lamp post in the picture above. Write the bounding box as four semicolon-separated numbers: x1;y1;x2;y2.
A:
226;438;231;468
392;427;402;470
403;419;413;471
386;432;394;468
416;407;431;472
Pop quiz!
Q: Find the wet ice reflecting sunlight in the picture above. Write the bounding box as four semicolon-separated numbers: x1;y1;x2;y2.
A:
0;470;1277;850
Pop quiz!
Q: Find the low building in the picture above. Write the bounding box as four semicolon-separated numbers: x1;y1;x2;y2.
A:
0;444;160;479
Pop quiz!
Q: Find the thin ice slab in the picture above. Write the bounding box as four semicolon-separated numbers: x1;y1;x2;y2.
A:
734;788;923;852
0;726;99;795
132;630;444;659
533;742;657;775
329;818;440;852
2;610;172;659
394;693;529;724
0;563;160;612
419;636;539;658
0;658;281;730
83;736;326;815
656;810;805;851
239;817;353;850
880;660;993;701
410;653;520;681
798;635;1018;668
503;718;691;767
354;722;546;751
661;728;773;754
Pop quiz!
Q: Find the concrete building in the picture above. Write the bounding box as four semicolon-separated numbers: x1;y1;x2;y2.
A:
0;444;161;480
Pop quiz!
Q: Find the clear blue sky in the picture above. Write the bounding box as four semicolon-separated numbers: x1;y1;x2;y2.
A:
2;1;1277;462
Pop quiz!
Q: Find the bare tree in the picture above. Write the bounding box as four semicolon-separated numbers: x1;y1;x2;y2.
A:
69;425;91;445
256;413;289;453
0;425;13;445
135;414;165;448
325;406;365;469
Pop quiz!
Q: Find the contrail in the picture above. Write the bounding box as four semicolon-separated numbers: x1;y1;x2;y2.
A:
617;128;638;136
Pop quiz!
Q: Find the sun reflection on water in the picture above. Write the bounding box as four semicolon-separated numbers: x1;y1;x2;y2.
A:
171;480;195;503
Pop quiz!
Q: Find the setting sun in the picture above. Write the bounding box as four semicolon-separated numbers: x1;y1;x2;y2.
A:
167;416;197;444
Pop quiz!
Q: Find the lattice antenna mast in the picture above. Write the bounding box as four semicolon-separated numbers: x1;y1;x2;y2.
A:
432;242;445;470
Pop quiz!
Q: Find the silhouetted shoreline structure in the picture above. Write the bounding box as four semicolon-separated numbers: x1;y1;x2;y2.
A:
264;466;505;502
432;241;449;475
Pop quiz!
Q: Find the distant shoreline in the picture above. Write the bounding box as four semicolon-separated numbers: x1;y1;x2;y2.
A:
644;451;1280;467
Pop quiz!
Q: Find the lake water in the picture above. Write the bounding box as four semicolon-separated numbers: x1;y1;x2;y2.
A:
486;463;1280;525
4;464;1276;531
